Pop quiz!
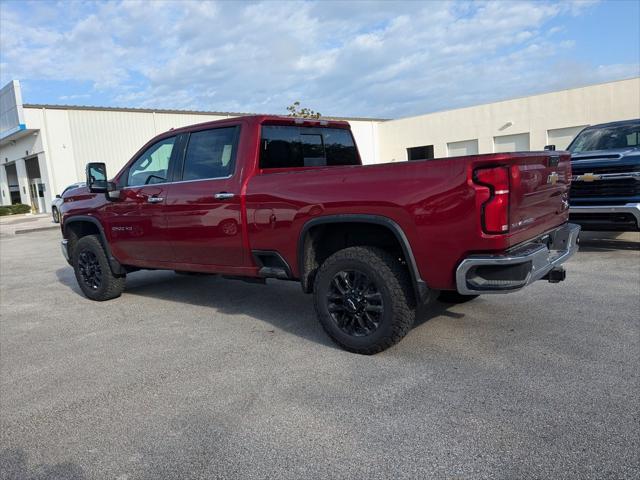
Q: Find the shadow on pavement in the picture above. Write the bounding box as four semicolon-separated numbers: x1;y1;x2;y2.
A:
55;266;463;348
577;231;639;252
0;448;86;480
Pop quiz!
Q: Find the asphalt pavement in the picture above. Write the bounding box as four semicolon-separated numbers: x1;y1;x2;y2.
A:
1;229;638;479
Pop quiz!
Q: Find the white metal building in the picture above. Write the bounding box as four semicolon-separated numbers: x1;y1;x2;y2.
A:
1;77;638;214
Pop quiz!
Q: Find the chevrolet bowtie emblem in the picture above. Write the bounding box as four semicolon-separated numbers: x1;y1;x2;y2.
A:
547;172;559;185
574;173;601;182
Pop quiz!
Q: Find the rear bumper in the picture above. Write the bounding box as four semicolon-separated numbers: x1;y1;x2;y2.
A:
569;203;640;231
455;223;580;295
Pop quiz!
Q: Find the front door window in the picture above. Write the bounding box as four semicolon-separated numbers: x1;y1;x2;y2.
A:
127;137;176;186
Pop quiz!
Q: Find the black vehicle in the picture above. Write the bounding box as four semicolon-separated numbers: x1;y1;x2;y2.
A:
567;119;639;231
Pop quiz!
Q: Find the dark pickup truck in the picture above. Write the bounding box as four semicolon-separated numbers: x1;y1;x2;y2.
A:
60;115;579;354
568;119;640;231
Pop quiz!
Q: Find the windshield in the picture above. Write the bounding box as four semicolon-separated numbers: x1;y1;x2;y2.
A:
568;122;640;153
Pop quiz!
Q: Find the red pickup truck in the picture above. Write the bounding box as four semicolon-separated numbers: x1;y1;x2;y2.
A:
60;115;579;354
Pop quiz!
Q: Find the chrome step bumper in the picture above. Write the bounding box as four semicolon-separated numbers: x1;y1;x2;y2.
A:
455;223;581;295
569;203;640;226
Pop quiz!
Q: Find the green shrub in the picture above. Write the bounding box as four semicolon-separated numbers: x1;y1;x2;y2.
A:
11;204;32;214
0;204;32;216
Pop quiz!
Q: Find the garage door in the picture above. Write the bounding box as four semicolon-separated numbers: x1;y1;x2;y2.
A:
494;133;530;153
547;126;588;150
447;139;479;157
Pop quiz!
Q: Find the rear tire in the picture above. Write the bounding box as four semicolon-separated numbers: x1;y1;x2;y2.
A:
438;291;479;304
73;235;125;301
313;246;416;354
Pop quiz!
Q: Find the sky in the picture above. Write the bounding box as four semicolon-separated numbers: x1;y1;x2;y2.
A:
0;0;638;119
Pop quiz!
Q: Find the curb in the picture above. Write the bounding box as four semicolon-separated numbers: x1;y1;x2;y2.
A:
14;225;60;235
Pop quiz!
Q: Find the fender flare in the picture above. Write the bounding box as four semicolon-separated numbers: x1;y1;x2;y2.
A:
63;215;126;275
297;214;429;301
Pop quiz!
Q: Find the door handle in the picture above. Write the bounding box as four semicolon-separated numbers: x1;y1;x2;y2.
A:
147;196;164;203
214;192;235;200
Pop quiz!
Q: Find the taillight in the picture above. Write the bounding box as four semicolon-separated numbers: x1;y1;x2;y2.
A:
474;166;510;234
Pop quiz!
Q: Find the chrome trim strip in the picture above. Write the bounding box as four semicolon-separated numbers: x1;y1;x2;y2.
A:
121;174;234;190
455;223;581;295
569;203;640;225
571;172;640;181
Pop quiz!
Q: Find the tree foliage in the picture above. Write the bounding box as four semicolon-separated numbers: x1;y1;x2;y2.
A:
286;101;321;119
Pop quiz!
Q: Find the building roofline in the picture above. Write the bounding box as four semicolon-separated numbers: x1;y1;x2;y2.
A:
22;103;388;122
390;76;640;123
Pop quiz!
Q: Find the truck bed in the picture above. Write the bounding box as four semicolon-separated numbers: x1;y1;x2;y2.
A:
246;151;571;290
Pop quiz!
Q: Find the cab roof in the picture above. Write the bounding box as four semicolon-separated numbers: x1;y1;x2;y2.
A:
156;115;352;140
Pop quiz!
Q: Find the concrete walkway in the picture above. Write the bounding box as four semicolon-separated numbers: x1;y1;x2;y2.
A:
0;213;59;236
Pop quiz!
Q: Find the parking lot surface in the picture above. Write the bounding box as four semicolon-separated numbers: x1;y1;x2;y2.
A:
1;229;638;479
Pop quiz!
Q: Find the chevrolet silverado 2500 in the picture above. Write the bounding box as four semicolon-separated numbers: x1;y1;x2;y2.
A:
60;115;579;354
567;119;640;231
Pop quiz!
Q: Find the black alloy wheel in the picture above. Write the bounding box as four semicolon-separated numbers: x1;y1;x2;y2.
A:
72;234;125;301
326;270;384;337
77;250;102;290
313;246;418;354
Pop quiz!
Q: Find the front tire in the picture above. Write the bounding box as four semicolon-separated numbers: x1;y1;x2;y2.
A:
72;235;125;301
313;246;416;354
52;207;60;223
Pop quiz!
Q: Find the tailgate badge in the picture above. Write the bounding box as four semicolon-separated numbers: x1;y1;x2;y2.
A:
547;172;559;185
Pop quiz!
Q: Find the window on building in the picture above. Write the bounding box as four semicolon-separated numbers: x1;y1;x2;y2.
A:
447;139;479;157
127;136;176;186
494;133;530;153
182;127;239;181
260;126;358;169
407;145;434;161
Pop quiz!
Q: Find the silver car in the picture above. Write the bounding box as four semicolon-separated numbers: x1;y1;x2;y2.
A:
52;182;84;223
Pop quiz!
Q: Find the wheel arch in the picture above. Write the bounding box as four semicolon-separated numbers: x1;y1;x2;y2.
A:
63;215;126;275
297;214;429;302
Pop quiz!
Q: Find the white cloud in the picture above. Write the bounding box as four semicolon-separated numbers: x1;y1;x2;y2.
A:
0;0;637;117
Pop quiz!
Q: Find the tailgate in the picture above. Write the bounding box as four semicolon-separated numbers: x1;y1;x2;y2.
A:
509;152;571;235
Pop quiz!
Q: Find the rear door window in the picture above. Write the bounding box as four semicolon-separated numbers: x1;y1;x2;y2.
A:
181;127;240;181
260;126;358;169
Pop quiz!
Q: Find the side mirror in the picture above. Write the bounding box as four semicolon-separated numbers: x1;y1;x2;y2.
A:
86;162;108;193
55;194;61;199
544;145;556;151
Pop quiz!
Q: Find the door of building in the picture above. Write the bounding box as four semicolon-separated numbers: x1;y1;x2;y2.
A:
28;178;45;213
